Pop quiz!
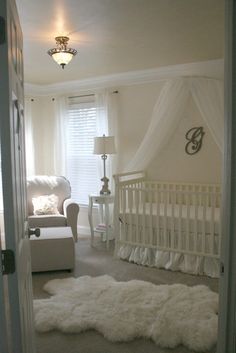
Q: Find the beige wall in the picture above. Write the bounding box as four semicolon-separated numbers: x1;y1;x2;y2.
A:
27;79;222;183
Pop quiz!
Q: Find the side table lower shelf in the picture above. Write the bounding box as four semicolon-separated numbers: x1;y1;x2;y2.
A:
88;194;114;249
94;224;114;241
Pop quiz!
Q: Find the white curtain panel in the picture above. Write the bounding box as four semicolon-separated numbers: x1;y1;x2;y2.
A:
53;96;68;176
95;91;118;193
95;92;109;136
95;92;109;186
24;97;35;176
126;77;224;172
107;92;119;184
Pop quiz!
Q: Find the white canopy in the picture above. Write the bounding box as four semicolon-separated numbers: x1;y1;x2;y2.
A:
126;77;224;172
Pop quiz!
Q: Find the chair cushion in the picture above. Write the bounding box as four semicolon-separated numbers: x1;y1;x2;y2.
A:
27;176;71;215
32;194;60;215
28;214;67;228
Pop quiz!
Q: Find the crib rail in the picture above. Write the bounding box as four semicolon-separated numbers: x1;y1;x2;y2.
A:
113;172;221;261
144;180;221;207
113;171;146;186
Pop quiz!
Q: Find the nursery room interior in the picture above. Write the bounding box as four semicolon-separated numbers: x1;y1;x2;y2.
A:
0;0;228;353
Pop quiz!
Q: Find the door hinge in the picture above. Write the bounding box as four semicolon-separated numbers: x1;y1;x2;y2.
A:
220;261;224;275
0;17;6;45
1;250;15;275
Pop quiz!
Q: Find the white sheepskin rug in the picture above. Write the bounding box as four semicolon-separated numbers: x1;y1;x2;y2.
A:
34;275;218;351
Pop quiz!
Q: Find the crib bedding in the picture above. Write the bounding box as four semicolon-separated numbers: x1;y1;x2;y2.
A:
118;201;220;276
120;223;219;255
119;202;220;234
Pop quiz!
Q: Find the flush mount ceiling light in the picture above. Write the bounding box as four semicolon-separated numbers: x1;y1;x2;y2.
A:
48;36;77;69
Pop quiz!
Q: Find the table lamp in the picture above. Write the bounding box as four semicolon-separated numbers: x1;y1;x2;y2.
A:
93;135;116;194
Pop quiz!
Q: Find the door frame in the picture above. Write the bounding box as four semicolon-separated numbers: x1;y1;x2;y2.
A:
0;0;35;352
0;0;236;352
217;0;236;352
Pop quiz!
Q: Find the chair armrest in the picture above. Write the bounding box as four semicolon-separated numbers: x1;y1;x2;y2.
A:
63;198;80;242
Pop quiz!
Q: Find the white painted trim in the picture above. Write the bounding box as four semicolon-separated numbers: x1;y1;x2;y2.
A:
25;59;224;96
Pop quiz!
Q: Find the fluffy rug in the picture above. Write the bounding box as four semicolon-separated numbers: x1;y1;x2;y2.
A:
34;275;218;351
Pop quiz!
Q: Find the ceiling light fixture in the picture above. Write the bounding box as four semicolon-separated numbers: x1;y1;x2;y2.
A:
48;36;77;69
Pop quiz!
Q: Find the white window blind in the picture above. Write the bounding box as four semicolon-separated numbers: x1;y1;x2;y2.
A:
66;99;99;205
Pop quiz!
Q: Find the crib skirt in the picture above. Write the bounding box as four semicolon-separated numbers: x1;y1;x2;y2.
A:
116;224;220;277
117;244;219;277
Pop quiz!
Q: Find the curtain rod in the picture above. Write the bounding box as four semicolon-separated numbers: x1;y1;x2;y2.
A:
68;93;94;99
68;90;118;99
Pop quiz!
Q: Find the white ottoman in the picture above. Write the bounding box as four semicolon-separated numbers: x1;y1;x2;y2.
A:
30;227;75;272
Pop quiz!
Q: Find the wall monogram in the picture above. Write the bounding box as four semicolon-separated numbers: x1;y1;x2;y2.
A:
185;126;205;155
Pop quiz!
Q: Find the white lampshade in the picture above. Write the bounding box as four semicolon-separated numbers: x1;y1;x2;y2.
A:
52;51;74;66
93;136;116;155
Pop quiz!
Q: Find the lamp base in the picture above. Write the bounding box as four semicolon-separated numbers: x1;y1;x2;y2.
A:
100;176;111;195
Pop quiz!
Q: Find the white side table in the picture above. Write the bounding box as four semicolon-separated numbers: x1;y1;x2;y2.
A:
88;194;115;249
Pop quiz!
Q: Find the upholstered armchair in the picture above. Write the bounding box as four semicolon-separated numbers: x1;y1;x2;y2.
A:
27;175;79;241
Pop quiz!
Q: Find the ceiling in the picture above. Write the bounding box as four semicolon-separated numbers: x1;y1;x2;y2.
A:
16;0;224;86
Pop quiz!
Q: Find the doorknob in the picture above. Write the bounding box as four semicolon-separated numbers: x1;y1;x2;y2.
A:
28;228;40;238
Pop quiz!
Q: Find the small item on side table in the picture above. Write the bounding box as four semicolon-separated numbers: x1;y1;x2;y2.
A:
95;223;107;232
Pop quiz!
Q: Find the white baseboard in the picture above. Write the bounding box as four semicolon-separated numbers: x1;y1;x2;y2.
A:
77;226;115;241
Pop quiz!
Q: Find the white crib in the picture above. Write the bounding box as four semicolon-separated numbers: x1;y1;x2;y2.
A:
113;171;222;277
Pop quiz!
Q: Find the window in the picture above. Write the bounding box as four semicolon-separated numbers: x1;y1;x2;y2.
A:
66;97;99;205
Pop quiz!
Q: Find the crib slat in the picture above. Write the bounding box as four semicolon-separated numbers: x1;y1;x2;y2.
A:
128;188;133;243
122;187;126;243
149;189;154;246
135;189;139;244
193;190;198;253
218;195;222;256
163;186;168;248
170;190;175;250
178;189;183;251
202;192;207;254
210;193;216;255
186;188;190;252
116;188;121;244
141;189;146;245
156;189;160;247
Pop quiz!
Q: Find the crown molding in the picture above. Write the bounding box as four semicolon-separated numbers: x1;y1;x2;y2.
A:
24;59;224;96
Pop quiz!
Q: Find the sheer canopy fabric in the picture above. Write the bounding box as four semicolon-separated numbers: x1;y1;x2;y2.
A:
190;78;224;152
53;96;68;176
126;77;224;172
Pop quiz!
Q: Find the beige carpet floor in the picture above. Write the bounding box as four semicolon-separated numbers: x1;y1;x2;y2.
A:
32;235;218;353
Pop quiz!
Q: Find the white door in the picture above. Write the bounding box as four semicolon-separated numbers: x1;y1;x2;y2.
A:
217;1;236;352
0;0;36;352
